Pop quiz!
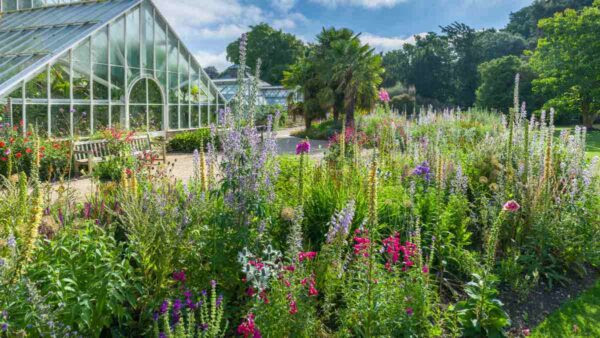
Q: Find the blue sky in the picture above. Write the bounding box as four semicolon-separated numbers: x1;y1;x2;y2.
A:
153;0;533;71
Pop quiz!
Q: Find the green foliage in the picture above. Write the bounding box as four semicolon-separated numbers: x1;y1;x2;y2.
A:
456;273;511;337
476;55;538;112
226;23;306;85
22;222;136;335
168;128;219;153
284;27;384;127
92;155;135;182
530;1;600;128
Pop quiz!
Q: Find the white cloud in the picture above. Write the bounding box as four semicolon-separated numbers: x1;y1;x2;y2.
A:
360;32;427;52
310;0;408;9
195;51;231;71
271;0;296;12
196;24;249;40
272;12;308;30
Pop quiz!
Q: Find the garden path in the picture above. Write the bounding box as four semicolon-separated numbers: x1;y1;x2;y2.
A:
50;127;329;201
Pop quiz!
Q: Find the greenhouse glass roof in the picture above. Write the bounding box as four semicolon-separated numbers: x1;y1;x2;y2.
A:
0;0;140;97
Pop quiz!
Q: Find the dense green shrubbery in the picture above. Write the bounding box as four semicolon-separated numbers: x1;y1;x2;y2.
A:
167;128;220;153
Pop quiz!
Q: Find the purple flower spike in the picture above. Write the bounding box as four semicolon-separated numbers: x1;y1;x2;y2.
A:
159;300;169;315
210;280;217;288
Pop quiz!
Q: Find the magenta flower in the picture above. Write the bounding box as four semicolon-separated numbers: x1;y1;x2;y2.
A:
172;270;186;283
503;200;520;212
296;140;310;155
422;265;429;274
406;307;414;316
379;89;390;103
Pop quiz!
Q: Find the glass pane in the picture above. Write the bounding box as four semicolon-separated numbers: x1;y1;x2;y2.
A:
110;16;125;67
93;105;109;134
26;71;48;99
148;79;162;104
180;104;190;129
50;53;70;100
9;103;23;132
73;105;90;137
73;40;91;100
157;70;167;94
26;105;48;137
168;72;178;103
190;67;200;103
111;66;125;102
168;30;178;73
51;105;70;137
129;105;146;132
143;3;154;70
92;27;109;65
111;104;126;129
149;105;162;131
180;55;190;103
191;105;199;129
130;79;146;104
126;9;140;69
93;64;109;100
129;67;141;85
155;16;167;73
3;0;17;11
169;105;178;130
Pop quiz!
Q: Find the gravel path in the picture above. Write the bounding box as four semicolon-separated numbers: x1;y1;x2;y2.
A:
53;127;329;200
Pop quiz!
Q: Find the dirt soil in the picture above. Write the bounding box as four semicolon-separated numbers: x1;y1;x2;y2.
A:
500;268;599;336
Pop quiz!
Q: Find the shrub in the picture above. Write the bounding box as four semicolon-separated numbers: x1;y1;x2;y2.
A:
168;128;220;153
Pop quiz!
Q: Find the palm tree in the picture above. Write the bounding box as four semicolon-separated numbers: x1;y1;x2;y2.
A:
326;31;384;126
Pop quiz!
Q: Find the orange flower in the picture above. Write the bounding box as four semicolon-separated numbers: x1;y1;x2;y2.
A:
0;141;4;148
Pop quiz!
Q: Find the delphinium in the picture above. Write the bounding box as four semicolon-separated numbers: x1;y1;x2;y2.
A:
295;139;310;205
153;280;227;338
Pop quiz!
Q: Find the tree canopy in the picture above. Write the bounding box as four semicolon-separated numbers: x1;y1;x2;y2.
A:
226;23;306;85
530;0;600;128
476;56;537;112
283;28;383;128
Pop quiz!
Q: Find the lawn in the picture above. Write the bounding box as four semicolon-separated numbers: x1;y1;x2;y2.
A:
533;280;600;337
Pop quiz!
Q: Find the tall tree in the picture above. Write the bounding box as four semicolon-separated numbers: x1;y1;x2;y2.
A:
284;28;383;128
442;22;479;107
474;30;527;62
381;49;409;87
226;23;305;85
506;0;594;45
530;1;600;129
476;56;538;112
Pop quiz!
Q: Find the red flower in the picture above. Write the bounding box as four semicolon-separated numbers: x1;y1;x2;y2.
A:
0;157;6;162
40;146;45;151
0;141;4;148
26;131;32;136
15;152;22;159
25;148;32;154
298;251;317;262
289;300;298;315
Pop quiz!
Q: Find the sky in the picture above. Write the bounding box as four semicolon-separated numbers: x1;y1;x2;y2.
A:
153;0;533;71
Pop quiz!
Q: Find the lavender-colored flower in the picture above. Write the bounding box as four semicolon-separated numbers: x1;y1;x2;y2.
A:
152;312;159;321
159;333;166;338
81;111;87;118
201;289;207;297
0;258;5;268
210;280;217;288
1;323;6;332
451;164;468;194
413;161;432;181
4;148;10;156
326;200;356;243
6;234;15;248
216;295;223;307
199;323;209;331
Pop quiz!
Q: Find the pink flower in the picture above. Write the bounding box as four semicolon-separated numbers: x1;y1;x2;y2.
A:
295;140;310;154
353;236;371;257
406;307;413;316
283;265;296;272
308;283;318;296
503;200;520;212
237;313;261;338
289;300;298;315
422;265;429;274
379;89;390;103
298;251;317;262
522;328;530;336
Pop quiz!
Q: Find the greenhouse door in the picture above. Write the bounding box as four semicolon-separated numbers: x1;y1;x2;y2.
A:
128;77;165;134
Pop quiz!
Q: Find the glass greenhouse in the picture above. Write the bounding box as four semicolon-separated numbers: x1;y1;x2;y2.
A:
214;65;300;107
0;0;226;138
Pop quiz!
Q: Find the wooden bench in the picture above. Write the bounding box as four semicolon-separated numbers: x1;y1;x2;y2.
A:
74;134;166;175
